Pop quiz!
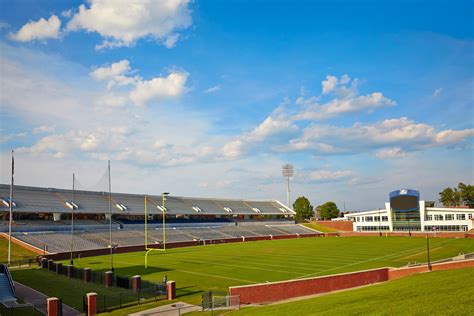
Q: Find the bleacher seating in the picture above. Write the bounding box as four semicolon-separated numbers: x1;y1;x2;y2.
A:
9;221;317;253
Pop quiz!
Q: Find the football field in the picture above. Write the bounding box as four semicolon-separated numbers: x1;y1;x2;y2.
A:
62;236;473;303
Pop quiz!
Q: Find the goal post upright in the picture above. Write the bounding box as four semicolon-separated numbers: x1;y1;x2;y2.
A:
144;193;169;269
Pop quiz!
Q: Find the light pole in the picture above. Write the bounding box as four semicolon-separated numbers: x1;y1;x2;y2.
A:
162;192;170;249
426;233;432;271
108;160;114;272
70;173;75;265
282;164;294;209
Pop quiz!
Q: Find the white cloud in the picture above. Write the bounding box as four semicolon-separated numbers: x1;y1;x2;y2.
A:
432;88;443;97
309;170;354;181
164;33;180;48
33;125;55;134
129;71;188;106
10;15;61;42
204;85;221;94
296;92;395;120
90;59;139;89
376;147;406;159
296;75;395;120
67;0;192;49
222;109;298;159
89;60;188;106
282;117;474;156
321;75;338;94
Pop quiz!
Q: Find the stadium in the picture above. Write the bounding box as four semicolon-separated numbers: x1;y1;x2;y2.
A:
1;182;473;315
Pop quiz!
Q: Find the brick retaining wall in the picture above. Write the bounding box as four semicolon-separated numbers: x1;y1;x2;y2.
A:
229;259;474;304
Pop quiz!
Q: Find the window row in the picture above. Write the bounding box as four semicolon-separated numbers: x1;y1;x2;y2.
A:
424;225;469;232
355;226;390;232
354;216;389;222
425;214;471;221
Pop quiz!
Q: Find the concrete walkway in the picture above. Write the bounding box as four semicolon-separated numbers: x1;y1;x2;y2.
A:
14;281;80;316
129;302;201;316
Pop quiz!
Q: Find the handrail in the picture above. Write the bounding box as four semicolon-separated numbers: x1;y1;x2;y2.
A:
0;263;15;294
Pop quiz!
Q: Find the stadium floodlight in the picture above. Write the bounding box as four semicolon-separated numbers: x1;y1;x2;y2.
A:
144;192;170;269
282;164;294;209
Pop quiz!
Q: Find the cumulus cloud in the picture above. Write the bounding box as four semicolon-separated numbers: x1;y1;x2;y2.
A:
222;108;299;159
281;117;474;156
375;147;406;159
90;60;139;89
10;15;61;42
66;0;192;49
90;60;188;106
295;74;395;120
129;71;188;106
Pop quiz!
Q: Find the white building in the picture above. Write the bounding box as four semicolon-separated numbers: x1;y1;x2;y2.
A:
342;189;474;232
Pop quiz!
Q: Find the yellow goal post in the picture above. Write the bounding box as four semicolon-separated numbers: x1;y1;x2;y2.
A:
144;194;167;269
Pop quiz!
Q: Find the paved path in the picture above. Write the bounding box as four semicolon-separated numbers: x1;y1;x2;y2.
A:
129;302;201;316
14;281;80;316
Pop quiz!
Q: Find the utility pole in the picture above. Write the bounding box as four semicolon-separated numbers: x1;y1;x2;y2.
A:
7;150;14;265
108;160;113;272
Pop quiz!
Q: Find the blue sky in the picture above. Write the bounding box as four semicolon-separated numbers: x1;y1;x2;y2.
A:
0;0;473;210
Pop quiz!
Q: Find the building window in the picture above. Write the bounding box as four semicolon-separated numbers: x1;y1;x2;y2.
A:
469;214;472;220
366;216;373;222
456;214;466;220
374;216;380;222
425;215;433;221
434;214;443;221
382;216;388;222
445;214;454;221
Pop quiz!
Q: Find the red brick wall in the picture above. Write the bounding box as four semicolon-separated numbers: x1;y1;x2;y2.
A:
388;259;474;280
230;268;389;304
230;259;474;304
314;220;353;231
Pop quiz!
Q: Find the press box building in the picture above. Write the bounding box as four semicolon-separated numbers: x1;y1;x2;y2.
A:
341;189;474;232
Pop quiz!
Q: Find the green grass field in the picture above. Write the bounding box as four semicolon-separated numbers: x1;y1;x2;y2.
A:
302;222;339;232
0;236;36;262
224;267;474;316
10;236;474;313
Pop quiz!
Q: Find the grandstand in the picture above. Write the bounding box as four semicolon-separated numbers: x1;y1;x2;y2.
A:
0;184;317;254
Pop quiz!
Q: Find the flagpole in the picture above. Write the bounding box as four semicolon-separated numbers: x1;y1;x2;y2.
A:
8;150;14;265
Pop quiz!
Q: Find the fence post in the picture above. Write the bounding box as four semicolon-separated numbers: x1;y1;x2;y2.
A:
167;281;176;301
104;271;113;288
67;265;74;278
47;259;54;271
47;297;59;316
83;268;91;283
131;275;141;292
55;263;62;275
86;292;97;316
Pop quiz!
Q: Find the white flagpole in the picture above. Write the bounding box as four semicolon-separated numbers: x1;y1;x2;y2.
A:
8;150;14;265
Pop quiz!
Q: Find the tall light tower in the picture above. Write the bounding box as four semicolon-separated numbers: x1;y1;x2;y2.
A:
282;164;294;209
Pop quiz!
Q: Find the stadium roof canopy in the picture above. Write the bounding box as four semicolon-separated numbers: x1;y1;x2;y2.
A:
0;184;294;216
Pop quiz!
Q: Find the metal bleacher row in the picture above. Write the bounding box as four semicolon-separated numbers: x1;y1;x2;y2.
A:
0;184;293;216
10;223;318;253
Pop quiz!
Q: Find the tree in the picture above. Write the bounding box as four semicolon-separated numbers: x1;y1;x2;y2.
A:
293;196;313;221
458;183;474;207
439;187;460;207
317;202;340;220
